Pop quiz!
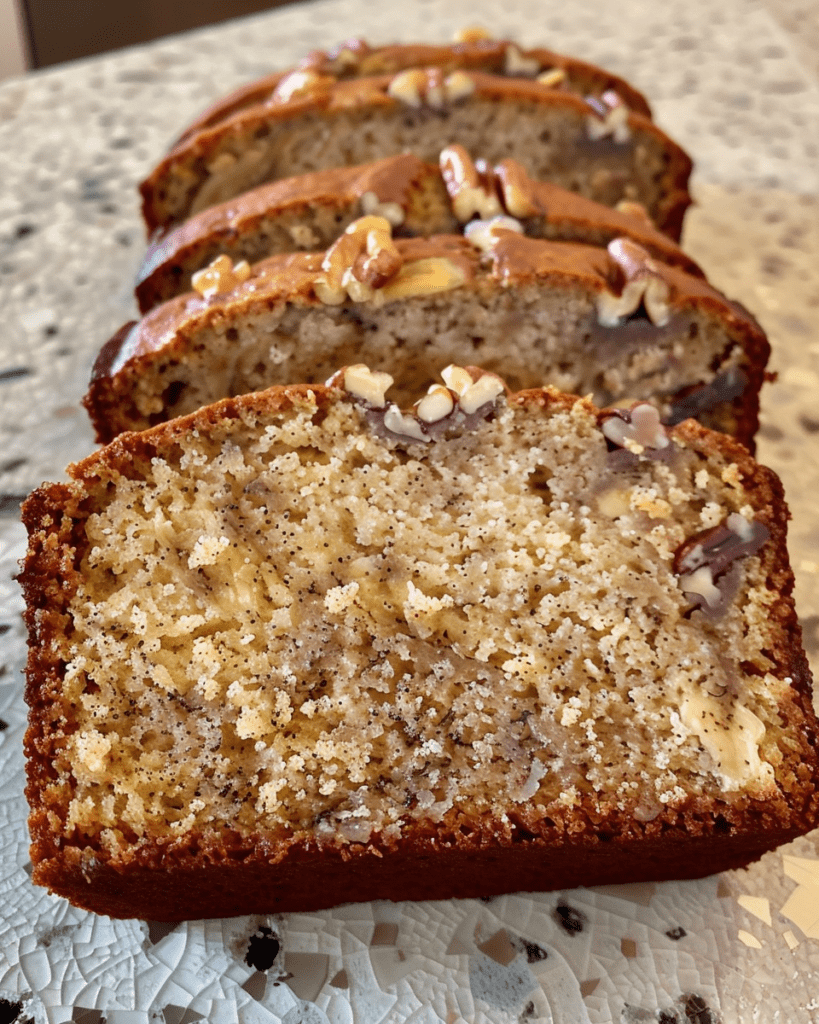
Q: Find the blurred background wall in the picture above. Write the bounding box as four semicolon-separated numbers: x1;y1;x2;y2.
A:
0;0;298;81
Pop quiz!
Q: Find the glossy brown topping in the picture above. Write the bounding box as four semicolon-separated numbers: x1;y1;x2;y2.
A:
299;37;372;75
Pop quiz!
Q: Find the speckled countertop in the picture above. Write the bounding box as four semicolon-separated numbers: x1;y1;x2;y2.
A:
1;1;818;1021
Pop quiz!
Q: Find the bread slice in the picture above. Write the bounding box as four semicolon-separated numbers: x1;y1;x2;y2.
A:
136;148;702;314
140;71;691;239
21;369;819;920
174;35;653;147
87;226;767;447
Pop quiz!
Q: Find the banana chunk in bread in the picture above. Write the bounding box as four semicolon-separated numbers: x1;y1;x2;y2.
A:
88;226;767;448
21;369;819;920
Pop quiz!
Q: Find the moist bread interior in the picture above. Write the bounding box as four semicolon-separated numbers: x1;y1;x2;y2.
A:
123;284;744;439
165;99;673;229
59;394;787;858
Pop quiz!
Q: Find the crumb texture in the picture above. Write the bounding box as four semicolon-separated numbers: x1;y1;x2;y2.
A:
54;398;788;855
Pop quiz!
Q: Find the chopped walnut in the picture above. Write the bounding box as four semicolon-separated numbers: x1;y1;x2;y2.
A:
494;159;541;219
342;365;503;445
383;404;428;442
445;71;477;103
388;69;476;109
314;216;402;305
674;514;770;616
416;385;456;423
600;403;670;453
441;365;505;413
536;67;567;88
300;38;370;75
504;44;541;77
287;224;321;249
339;364;394;408
439;144;502;222
464;215;524;253
272;70;335;104
586;90;631;144
191;254;251;299
596;238;671;327
453;26;493;43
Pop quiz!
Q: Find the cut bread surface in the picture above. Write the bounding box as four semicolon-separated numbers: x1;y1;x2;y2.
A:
21;373;819;919
136;149;701;313
89;231;768;448
174;35;653;145
141;72;691;238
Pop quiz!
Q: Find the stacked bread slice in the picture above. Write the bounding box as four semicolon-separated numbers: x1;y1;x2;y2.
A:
21;33;819;920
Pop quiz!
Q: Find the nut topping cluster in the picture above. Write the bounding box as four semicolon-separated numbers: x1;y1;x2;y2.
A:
339;365;393;407
599;402;671;454
586;90;631;144
440;364;505;413
596;238;671;327
673;514;770;616
299;38;371;76
314;216;402;305
439;145;542;226
439;144;503;222
314;217;467;307
191;254;251;299
387;68;476;108
334;364;505;443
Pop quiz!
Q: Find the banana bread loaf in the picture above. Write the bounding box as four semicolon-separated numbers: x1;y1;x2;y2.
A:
21;368;819;920
174;34;653;146
87;224;767;447
136;147;701;314
140;70;691;238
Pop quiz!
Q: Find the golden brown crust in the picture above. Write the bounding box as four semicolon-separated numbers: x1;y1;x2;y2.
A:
87;233;768;447
140;71;691;238
21;381;819;919
174;37;653;146
136;152;702;313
